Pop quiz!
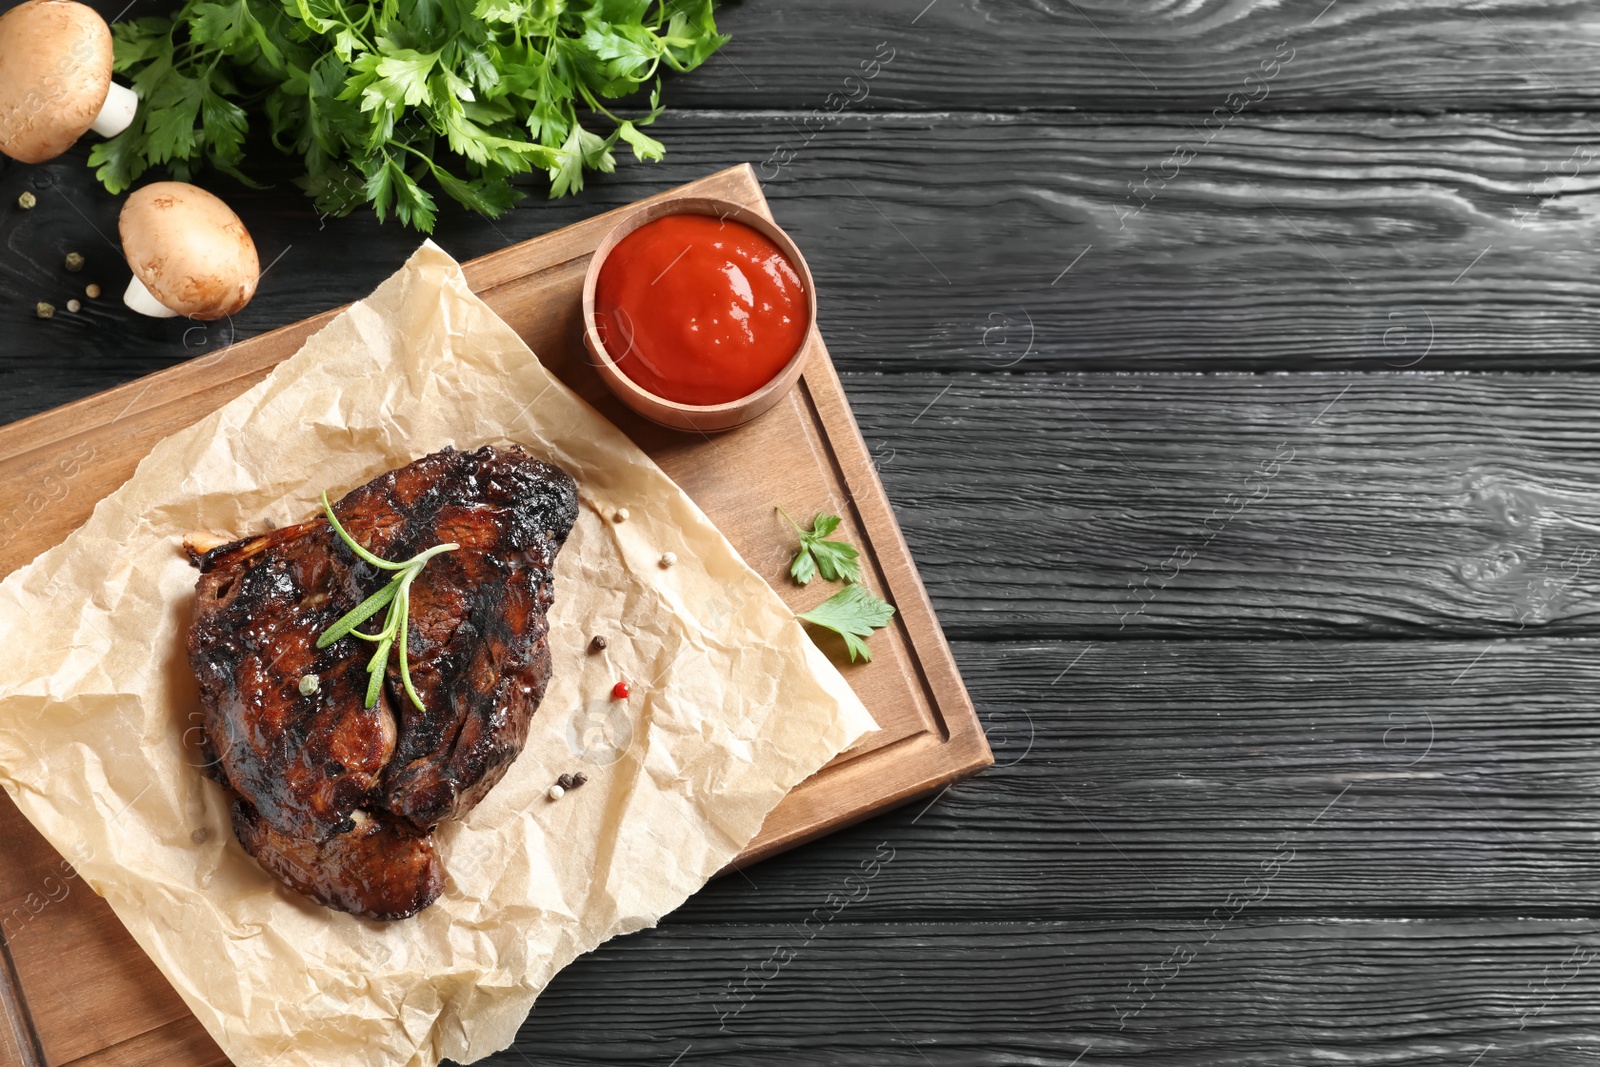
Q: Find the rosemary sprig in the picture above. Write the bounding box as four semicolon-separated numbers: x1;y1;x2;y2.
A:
315;492;459;711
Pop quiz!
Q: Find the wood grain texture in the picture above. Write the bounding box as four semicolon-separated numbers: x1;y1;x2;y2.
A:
12;110;1600;411
680;0;1600;113
842;371;1600;639
465;918;1600;1066
678;638;1600;922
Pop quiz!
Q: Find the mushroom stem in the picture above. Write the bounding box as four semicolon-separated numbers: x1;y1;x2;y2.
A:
123;274;177;318
89;81;136;137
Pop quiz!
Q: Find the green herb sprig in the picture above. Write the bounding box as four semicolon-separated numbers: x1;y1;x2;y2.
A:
777;508;863;585
779;507;894;662
316;492;459;710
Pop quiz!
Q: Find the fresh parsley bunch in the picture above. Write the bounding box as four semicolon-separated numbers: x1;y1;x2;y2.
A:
91;0;728;231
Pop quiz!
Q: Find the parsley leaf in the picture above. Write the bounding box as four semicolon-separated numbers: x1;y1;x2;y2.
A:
616;117;665;162
778;508;864;586
797;585;896;664
374;48;441;108
428;164;523;217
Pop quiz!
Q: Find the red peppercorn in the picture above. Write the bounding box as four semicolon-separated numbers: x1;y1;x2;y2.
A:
612;681;630;699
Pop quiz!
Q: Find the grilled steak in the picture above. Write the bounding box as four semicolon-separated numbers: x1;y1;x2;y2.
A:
186;445;578;920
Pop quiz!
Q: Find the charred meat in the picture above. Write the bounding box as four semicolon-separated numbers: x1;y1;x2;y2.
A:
187;445;578;920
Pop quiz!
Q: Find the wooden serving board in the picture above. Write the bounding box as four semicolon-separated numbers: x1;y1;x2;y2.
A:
0;164;990;1067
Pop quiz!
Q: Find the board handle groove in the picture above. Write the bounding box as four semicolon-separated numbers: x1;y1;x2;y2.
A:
0;931;45;1067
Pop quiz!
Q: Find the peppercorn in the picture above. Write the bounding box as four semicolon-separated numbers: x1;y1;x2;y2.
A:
35;302;54;319
17;191;36;210
84;283;101;299
64;252;84;273
612;680;630;699
588;634;608;654
66;299;81;313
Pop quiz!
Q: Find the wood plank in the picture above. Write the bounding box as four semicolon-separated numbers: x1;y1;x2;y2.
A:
0;165;988;1067
677;638;1600;922
675;0;1600;113
60;1018;224;1067
11;111;1600;412
461;917;1600;1066
695;112;1600;374
840;371;1600;639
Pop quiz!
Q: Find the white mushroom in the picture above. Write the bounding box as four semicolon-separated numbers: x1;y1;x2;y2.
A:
0;0;136;164
119;182;260;320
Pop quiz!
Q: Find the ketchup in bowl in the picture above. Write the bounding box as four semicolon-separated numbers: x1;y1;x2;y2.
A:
592;214;809;406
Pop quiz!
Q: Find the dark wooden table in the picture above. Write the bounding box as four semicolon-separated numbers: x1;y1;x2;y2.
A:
6;0;1600;1063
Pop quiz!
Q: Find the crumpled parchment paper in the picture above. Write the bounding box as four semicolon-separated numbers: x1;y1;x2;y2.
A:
0;241;877;1066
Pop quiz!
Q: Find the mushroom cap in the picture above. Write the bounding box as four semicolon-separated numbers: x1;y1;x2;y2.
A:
120;182;261;320
0;0;114;164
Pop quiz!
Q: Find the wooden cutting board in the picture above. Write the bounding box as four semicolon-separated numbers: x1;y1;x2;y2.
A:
0;164;990;1067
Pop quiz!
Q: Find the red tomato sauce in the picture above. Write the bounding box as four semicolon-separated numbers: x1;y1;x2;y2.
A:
593;214;808;406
